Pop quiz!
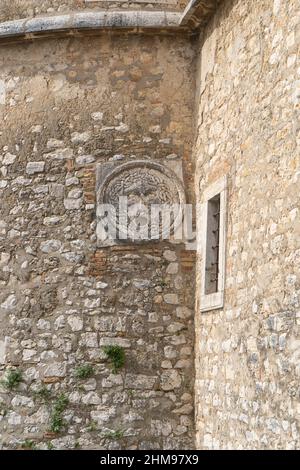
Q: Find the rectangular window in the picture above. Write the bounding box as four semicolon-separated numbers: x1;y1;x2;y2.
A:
199;176;227;312
205;193;221;295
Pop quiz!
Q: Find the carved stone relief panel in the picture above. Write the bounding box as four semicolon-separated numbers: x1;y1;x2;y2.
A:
96;160;185;246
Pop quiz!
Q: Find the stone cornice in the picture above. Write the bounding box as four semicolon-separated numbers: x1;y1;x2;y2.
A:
0;11;183;44
180;0;222;29
0;2;221;45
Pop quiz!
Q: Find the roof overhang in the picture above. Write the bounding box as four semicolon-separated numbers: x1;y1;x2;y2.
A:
180;0;222;29
0;1;222;45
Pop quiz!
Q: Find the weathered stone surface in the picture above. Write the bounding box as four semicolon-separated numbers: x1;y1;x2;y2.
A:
43;362;67;378
75;155;95;166
164;294;179;305
166;262;179;274
96;160;185;245
67;316;83;332
2;0;297;453
71;132;89;144
82;392;101;405
161;370;181;390
99;337;131;349
2;152;16;165
40;239;62;253
167;322;185;334
125;374;157;390
64;198;82;210
176;306;192;319
194;0;300;451
47;138;64;149
26;161;45;174
0;337;8;363
91;407;116;424
0;11;183;45
11;395;34;408
163;250;177;262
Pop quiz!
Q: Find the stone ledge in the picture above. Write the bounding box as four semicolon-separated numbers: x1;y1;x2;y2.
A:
0;2;222;44
0;11;183;44
180;0;222;28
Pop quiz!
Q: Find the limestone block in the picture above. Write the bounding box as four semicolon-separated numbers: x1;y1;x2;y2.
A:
161;370;181;391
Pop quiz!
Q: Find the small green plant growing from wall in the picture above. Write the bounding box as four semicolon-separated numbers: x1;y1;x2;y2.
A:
0;369;22;391
49;393;69;434
127;389;134;399
103;345;125;374
74;364;95;380
87;421;98;432
0;404;8;417
34;385;52;402
158;279;168;288
21;439;36;450
127;389;134;404
103;429;124;440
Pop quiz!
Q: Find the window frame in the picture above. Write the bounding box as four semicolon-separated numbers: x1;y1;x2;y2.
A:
199;176;227;312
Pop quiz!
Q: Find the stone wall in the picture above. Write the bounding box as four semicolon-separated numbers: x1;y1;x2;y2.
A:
1;0;299;451
0;33;196;449
194;0;300;450
0;0;186;23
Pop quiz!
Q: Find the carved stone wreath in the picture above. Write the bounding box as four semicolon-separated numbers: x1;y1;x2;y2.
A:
97;160;185;243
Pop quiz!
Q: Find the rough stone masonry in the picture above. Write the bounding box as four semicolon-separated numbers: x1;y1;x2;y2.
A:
0;14;196;449
0;0;299;450
194;0;300;450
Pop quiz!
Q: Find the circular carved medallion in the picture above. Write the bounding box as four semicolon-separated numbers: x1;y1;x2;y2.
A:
97;160;185;241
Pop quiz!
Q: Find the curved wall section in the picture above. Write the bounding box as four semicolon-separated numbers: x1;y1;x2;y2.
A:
0;31;196;450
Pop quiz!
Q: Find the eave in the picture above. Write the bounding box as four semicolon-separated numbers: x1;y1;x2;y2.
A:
0;2;222;45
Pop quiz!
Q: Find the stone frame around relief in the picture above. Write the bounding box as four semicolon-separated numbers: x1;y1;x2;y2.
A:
96;159;186;247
